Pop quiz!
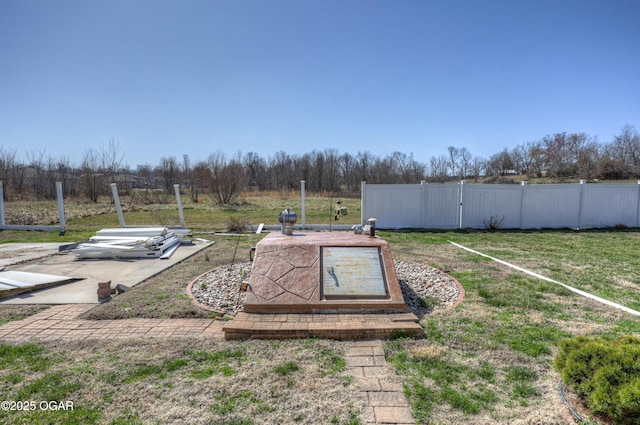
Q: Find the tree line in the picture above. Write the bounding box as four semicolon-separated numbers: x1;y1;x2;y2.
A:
1;124;638;203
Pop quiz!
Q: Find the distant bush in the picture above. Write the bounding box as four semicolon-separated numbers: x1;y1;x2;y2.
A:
554;336;640;424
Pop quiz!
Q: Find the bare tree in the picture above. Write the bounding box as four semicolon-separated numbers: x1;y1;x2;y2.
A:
512;141;539;175
447;146;460;179
0;147;17;200
459;147;472;179
80;148;102;202
158;156;180;192
243;152;268;190
26;148;47;198
340;152;359;192
322;148;341;191
391;151;425;183
576;138;601;180
609;124;640;177
101;139;124;189
428;155;449;182
182;154;198;202
207;151;246;205
355;151;373;183
269;151;296;191
486;149;514;177
470;156;485;182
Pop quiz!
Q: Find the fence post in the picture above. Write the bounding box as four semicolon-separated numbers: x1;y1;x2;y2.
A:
300;180;306;228
636;180;640;228
458;180;465;229
110;183;126;227
360;181;367;226
519;180;528;229
56;182;66;234
0;181;4;227
420;180;427;229
173;184;186;228
577;180;586;229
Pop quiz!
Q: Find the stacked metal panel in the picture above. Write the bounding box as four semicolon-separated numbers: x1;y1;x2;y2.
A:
72;227;183;259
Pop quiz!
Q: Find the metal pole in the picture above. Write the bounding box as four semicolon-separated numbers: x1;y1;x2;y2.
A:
174;184;186;228
110;183;126;227
301;180;306;228
56;182;66;233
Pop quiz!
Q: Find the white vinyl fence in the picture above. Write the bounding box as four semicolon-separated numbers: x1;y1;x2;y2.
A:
361;181;640;230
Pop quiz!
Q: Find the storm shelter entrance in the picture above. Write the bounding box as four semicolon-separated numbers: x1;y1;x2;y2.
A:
321;246;389;300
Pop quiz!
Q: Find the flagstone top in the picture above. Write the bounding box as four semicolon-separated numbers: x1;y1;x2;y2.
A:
243;232;407;313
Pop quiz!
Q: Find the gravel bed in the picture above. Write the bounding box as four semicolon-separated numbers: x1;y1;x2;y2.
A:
191;260;461;317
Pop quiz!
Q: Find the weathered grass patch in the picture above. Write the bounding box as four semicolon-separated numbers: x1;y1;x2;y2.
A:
0;338;359;425
381;230;640;424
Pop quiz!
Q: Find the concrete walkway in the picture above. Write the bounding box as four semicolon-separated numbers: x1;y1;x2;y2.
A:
0;305;416;424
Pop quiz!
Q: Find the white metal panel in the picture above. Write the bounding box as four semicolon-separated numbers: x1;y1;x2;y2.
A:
0;271;77;288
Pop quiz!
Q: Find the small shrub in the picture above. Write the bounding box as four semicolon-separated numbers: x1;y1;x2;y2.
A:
418;296;441;309
227;216;251;232
483;215;506;230
554;336;640;424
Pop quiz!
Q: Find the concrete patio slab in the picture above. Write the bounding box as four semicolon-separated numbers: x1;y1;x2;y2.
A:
0;243;62;268
0;240;213;305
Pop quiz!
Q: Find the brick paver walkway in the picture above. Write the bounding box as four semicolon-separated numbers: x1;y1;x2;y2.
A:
345;341;416;425
1;305;415;424
0;304;226;342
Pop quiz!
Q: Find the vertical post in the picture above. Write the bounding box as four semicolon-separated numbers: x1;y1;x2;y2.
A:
174;184;186;228
361;181;367;226
636;180;640;227
110;183;126;227
420;180;427;229
577;180;586;230
56;182;66;234
519;180;528;229
458;180;465;229
300;180;306;228
0;181;5;227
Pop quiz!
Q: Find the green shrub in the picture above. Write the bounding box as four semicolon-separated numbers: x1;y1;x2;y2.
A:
554;336;640;424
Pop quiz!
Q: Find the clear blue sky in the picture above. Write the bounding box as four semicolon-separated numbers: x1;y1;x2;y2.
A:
1;0;639;168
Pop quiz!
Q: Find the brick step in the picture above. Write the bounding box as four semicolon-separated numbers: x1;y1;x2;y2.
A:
222;312;424;340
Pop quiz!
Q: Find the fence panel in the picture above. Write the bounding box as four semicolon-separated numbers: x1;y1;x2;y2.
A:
423;184;460;228
362;181;640;230
462;184;523;229
520;184;580;228
580;184;639;228
361;184;423;228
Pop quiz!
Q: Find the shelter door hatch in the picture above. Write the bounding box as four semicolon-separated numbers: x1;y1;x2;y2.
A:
320;246;389;300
